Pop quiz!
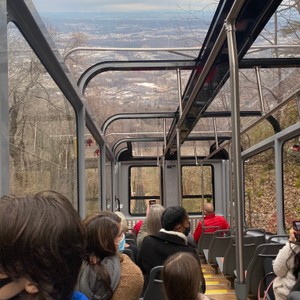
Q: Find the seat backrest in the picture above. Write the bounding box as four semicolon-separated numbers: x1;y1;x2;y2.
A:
246;243;284;297
267;234;289;244
197;232;215;256
123;248;135;263
222;236;256;278
143;266;167;300
207;230;232;265
126;232;137;245
288;291;300;300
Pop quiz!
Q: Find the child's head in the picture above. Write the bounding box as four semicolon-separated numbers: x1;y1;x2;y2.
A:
163;252;203;300
0;191;86;300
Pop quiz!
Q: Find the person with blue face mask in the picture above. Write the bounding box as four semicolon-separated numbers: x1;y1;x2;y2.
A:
77;212;144;300
117;233;126;252
114;211;139;262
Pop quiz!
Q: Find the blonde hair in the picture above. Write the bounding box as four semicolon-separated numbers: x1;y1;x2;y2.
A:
114;211;128;232
146;204;165;235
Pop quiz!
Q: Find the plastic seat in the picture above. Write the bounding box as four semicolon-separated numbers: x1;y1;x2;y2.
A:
142;266;167;300
126;232;137;245
217;235;256;278
123;248;136;263
206;229;232;266
288;291;300;300
197;226;220;257
246;243;284;299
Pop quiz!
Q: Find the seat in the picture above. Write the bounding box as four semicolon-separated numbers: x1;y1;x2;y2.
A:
197;226;220;257
123;248;135;263
205;229;232;267
217;235;256;279
246;243;284;299
245;228;266;246
126;232;137;245
288;291;300;300
142;266;167;300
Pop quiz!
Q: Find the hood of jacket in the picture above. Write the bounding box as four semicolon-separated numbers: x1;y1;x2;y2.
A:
76;254;121;300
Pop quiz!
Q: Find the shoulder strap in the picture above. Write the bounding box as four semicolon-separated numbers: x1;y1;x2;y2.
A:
257;272;276;300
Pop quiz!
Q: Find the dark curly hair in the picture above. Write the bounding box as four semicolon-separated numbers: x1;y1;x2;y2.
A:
161;206;188;231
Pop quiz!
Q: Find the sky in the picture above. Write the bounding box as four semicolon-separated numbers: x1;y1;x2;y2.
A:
32;0;215;13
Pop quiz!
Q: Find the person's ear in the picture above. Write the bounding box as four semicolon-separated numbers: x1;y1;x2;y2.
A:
176;224;183;232
24;281;39;294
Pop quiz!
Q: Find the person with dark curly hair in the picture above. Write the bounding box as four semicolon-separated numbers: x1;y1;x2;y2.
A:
138;206;205;295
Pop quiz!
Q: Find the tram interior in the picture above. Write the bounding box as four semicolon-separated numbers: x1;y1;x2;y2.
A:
2;0;300;299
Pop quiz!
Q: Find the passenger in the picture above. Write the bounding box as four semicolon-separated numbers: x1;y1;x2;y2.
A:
138;206;205;294
137;204;165;248
163;252;210;300
77;213;144;300
193;202;230;243
0;191;87;300
114;211;139;261
273;228;300;300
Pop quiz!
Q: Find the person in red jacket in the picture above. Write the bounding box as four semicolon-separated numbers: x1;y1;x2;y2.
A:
193;202;230;243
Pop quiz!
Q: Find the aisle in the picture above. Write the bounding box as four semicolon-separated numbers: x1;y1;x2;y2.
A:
202;264;247;300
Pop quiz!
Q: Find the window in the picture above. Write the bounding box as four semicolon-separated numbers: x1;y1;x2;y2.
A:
283;137;300;230
129;166;161;215
182;165;213;214
244;148;276;233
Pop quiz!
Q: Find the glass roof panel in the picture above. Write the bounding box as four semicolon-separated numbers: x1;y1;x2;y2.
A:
31;0;300;158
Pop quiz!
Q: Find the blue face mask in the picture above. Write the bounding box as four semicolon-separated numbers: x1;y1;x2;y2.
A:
118;233;126;252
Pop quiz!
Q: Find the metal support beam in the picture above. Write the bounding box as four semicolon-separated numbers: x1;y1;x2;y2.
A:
177;68;183;116
100;144;106;210
78;60;196;95
226;10;247;300
77;106;86;218
255;67;266;115
275;139;284;234
0;0;9;196
176;127;182;205
102;112;176;135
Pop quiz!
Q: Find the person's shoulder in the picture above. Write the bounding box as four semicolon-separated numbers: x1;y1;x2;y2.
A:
72;291;89;300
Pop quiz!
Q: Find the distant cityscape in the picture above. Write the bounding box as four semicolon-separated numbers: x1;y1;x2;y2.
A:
40;10;213;49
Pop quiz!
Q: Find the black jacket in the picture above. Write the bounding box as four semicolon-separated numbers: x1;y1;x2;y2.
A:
137;230;205;294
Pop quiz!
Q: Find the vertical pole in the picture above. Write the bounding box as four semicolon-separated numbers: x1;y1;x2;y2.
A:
176;68;183;205
213;117;219;148
226;18;245;286
77;105;86;219
0;1;9;197
255;67;266;115
100;144;106;210
176;127;182;205
162;118;167;203
177;68;183;116
275;139;284;234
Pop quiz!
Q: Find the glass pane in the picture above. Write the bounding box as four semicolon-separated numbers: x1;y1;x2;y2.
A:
182;165;213;214
283;137;300;230
182;165;212;195
129;166;160;215
182;197;213;214
244;149;276;233
8;24;77;207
